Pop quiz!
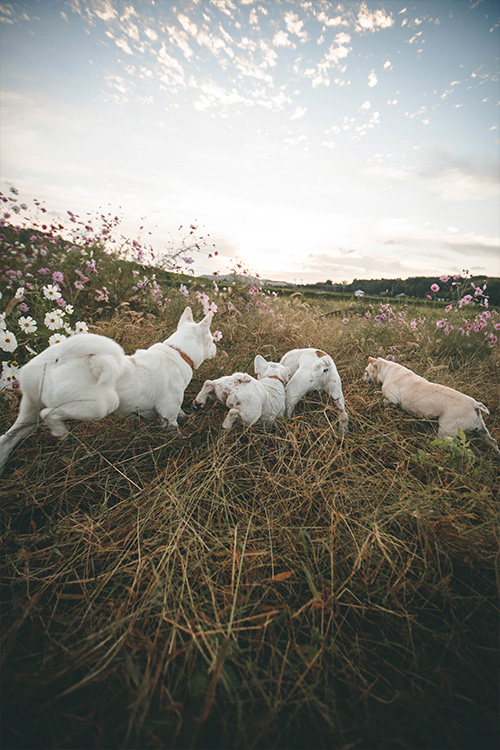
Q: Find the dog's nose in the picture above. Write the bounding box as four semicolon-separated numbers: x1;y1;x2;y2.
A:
192;400;202;410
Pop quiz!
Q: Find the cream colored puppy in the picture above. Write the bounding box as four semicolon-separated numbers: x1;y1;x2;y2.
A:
364;356;499;456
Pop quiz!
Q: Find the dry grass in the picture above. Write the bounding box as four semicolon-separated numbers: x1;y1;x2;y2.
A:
1;297;499;749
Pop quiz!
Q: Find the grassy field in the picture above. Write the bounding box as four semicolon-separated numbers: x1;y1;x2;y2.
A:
1;287;499;749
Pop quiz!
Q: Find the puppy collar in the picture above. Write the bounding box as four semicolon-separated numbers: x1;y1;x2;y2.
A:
268;375;284;384
168;345;194;369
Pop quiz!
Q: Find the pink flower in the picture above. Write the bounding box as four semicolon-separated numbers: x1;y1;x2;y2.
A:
430;283;440;293
212;330;223;342
179;284;189;297
52;271;64;283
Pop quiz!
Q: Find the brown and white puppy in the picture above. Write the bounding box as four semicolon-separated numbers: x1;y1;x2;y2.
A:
364;356;499;456
221;355;290;429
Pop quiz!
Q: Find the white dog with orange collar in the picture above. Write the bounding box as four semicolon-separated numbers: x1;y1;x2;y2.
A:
0;307;217;474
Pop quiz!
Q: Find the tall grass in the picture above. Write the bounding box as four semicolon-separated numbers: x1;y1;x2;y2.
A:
1;206;499;749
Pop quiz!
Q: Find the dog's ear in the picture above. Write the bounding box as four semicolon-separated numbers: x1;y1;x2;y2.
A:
178;307;194;327
368;356;377;364
200;311;213;328
281;365;291;383
254;354;267;374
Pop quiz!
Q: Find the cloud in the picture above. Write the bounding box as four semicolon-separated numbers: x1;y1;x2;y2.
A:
290;106;307;120
284;11;308;41
273;30;295;48
355;3;394;33
368;70;378;87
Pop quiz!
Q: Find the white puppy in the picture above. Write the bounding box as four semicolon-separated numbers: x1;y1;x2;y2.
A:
0;307;216;474
221;355;290;429
193;373;248;409
364;356;500;456
280;348;348;433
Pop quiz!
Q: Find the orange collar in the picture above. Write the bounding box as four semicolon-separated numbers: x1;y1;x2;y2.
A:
268;375;284;384
168;345;194;369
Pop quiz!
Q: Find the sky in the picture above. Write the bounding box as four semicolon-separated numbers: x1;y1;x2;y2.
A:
0;0;499;284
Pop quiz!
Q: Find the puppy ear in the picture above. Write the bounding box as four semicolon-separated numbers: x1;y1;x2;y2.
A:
368;356;377;364
200;311;213;328
178;307;194;327
254;354;266;374
282;366;291;383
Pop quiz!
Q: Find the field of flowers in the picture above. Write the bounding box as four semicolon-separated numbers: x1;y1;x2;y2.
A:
1;191;499;750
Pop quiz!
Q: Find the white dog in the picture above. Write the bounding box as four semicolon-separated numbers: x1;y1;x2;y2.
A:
193;373;248;410
280;348;348;433
364;356;500;456
0;307;216;474
220;355;290;429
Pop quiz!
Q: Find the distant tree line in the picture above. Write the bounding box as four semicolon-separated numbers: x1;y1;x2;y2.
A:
302;276;500;306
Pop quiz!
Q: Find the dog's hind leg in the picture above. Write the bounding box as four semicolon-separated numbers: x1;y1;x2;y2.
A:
476;424;500;458
0;393;40;474
40;392;119;438
284;373;306;417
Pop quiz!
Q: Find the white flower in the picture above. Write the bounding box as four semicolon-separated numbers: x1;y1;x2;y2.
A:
73;321;89;334
0;313;6;330
15;287;25;300
42;284;62;301
0;362;19;390
44;310;64;330
0;329;18;352
18;315;37;334
65;304;74;315
48;333;67;346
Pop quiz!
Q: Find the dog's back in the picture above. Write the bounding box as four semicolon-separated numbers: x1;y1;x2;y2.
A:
20;334;125;397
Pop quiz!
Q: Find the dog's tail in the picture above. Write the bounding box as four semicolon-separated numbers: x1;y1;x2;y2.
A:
58;334;125;387
476;402;490;415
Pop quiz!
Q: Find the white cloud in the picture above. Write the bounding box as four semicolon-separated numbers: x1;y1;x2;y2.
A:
290;106;307;120
115;37;133;55
284;11;308;41
368;70;378;87
177;13;198;38
273;30;295;48
356;3;394;32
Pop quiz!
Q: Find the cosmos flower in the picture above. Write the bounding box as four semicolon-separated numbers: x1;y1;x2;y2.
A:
48;333;67;346
18;316;37;333
0;362;19;390
42;284;62;301
74;321;89;334
0;329;18;352
44;310;64;330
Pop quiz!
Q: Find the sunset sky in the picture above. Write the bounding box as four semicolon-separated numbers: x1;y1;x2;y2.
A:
0;0;499;283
